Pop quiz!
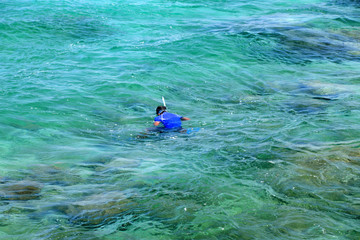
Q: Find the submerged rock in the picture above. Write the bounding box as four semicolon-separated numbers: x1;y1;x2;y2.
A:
303;81;358;96
292;81;355;101
0;177;7;184
12;122;42;131
285;98;328;114
218;14;360;64
105;157;140;169
143;194;203;230
34;226;102;240
27;164;82;186
57;191;135;228
0;180;42;200
280;80;360;113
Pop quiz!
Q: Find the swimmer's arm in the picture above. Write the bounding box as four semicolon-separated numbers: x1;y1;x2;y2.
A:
154;121;161;126
181;117;190;121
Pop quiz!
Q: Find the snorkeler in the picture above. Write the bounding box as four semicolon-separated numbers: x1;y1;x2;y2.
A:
135;105;191;139
154;106;190;129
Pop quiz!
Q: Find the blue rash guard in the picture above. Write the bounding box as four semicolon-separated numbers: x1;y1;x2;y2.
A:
154;112;182;129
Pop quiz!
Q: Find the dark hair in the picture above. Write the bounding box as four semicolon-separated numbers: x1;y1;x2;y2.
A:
156;106;166;115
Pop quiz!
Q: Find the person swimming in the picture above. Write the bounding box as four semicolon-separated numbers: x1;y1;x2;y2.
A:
153;106;190;129
135;105;191;139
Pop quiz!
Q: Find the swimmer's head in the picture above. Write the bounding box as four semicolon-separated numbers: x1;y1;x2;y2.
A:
156;106;166;115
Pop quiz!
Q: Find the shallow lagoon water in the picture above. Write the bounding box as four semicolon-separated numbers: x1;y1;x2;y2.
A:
1;0;360;239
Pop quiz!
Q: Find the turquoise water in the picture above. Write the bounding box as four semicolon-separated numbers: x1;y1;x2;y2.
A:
1;0;360;239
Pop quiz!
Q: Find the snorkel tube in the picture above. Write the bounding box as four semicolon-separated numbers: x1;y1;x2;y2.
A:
162;96;166;107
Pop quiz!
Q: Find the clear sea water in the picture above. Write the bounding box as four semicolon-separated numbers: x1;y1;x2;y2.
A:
1;0;360;239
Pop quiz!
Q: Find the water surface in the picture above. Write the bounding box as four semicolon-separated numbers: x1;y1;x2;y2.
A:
1;0;360;239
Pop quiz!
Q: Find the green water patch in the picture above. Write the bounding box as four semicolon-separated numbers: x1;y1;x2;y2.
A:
1;0;360;239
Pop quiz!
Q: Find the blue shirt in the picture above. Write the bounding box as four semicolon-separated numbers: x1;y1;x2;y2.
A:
154;112;182;129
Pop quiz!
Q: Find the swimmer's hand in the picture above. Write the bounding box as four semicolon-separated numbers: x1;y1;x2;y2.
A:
181;117;190;121
154;121;161;126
